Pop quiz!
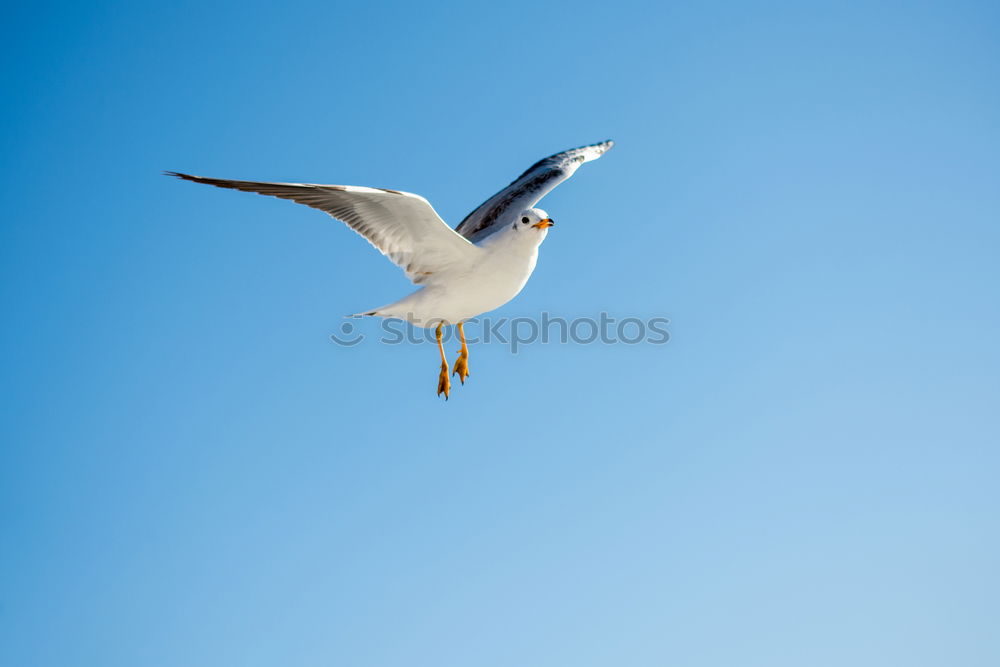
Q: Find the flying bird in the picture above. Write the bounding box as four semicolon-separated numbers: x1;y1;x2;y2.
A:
168;140;614;399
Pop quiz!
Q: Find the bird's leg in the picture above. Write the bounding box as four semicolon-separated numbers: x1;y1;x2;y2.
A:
452;321;470;384
436;322;451;399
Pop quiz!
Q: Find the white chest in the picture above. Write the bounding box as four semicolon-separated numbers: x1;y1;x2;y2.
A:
461;242;539;309
383;229;545;325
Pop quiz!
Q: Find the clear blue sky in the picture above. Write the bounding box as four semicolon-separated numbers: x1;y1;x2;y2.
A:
2;1;998;665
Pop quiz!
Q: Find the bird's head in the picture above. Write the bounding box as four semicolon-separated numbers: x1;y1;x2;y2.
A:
511;208;554;237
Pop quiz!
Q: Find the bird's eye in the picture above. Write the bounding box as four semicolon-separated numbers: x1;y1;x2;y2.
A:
521;217;530;224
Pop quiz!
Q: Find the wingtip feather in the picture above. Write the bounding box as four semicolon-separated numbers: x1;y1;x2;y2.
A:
584;139;614;160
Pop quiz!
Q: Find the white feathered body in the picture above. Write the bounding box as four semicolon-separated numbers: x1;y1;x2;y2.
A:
364;225;544;326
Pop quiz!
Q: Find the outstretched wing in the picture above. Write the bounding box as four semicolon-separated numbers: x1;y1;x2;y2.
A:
454;140;614;242
167;172;477;284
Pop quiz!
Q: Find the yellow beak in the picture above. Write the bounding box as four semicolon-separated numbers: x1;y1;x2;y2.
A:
532;218;554;229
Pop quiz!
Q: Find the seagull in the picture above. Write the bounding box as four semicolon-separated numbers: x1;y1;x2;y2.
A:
168;139;614;399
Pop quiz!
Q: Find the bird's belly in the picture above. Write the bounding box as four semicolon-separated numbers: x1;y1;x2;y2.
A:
451;261;534;316
411;249;537;324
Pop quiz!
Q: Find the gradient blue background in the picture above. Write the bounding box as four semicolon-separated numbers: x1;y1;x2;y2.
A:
2;1;998;665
